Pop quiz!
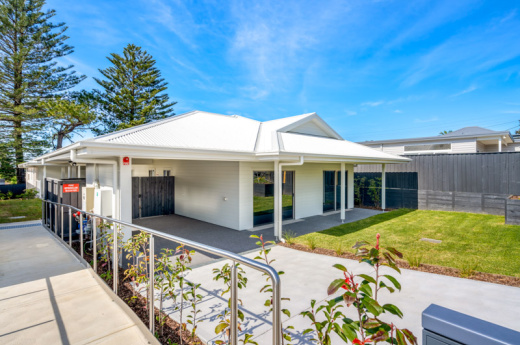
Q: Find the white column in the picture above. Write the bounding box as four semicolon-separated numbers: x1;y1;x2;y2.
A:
119;156;132;242
273;161;281;240
381;164;386;211
77;166;81;178
67;166;71;178
340;163;346;222
498;137;502;152
347;166;354;209
42;166;47;197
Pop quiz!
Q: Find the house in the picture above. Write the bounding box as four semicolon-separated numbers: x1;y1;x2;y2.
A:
359;126;520;155
22;110;408;240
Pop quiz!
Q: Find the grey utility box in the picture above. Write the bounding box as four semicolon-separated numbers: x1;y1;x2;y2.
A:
422;304;520;345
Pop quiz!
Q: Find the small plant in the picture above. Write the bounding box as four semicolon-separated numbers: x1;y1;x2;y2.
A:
155;248;176;337
335;243;344;256
302;233;417;344
16;188;38;199
282;230;297;245
186;281;204;343
406;254;422;268
251;234;294;344
175;245;195;345
460;260;479;278
307;237;317;250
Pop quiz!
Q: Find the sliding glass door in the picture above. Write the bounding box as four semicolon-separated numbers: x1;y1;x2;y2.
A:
323;170;349;212
253;171;294;226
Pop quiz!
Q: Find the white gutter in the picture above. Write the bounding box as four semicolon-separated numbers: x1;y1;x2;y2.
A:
275;156;304;240
70;150;118;220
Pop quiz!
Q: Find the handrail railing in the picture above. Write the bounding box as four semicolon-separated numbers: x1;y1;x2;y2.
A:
41;199;282;345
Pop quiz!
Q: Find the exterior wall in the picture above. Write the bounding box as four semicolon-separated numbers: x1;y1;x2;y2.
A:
289;121;330;137
503;143;520;152
451;139;477;153
238;162;354;230
380;144;405;155
476;141;485;153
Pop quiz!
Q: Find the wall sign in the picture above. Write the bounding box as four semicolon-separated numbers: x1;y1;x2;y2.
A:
123;157;130;165
63;183;80;193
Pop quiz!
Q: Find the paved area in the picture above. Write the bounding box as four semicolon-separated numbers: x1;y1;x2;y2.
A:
155;246;520;345
134;208;382;266
0;221;156;345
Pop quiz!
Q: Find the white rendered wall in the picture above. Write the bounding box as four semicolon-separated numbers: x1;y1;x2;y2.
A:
451;139;477;153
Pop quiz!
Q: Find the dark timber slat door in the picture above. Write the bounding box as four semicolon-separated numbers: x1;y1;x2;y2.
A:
133;176;175;218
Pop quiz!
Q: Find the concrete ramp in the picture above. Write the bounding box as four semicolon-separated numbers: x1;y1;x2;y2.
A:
0;221;156;345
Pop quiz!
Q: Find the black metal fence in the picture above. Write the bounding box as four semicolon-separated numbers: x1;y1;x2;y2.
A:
0;183;27;197
355;152;520;215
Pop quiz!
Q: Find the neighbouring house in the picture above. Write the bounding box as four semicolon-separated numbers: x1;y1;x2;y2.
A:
22;110;408;240
359;126;520;155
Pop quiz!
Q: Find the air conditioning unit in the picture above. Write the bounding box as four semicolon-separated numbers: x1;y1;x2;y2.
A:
93;188;113;217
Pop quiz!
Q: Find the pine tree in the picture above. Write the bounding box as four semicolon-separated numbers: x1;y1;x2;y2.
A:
94;44;176;134
0;0;85;182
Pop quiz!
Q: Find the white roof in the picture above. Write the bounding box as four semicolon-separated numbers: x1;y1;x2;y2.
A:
31;110;409;164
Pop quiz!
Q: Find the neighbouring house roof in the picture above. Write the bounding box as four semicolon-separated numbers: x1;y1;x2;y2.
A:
24;110;410;165
359;126;514;146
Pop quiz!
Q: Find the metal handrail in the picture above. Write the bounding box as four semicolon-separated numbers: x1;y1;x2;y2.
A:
41;199;282;345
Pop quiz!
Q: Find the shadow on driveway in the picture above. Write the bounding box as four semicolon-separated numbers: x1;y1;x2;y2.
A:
132;208;382;266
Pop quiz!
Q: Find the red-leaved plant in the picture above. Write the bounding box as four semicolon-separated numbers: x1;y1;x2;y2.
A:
302;234;417;345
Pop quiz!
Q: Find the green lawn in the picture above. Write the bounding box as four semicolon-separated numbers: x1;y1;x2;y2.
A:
0;199;42;223
294;209;520;277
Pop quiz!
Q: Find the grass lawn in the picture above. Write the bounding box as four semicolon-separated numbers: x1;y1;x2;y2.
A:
294;209;520;277
0;199;42;224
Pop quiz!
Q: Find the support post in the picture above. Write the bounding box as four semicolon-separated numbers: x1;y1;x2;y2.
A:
498;137;502;152
340;163;346;222
274;161;281;240
93;216;97;273
149;235;155;333
230;262;238;345
80;213;84;257
113;221;118;294
68;209;72;246
60;205;64;240
54;205;57;234
347;166;354;209
381;164;386;211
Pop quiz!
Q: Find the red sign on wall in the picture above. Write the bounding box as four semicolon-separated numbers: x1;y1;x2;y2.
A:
63;183;79;193
123;157;130;165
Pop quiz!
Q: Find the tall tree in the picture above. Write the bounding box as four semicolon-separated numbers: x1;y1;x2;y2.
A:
0;0;85;182
94;44;176;134
41;91;98;149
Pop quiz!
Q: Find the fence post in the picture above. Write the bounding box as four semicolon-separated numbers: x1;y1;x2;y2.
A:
41;199;45;225
230;262;238;345
113;222;118;294
80;213;84;257
93;216;97;273
54;205;57;234
149;235;155;333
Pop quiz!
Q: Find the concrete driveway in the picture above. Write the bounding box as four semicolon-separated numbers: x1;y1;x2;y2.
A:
133;208;381;266
155;245;520;345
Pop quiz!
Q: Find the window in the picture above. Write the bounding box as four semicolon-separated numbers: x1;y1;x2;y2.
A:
404;143;451;152
163;170;171;176
148;170;155;177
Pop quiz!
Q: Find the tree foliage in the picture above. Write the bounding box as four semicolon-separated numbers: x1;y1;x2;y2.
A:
439;130;452;135
40;91;98;149
94;43;175;134
0;0;84;181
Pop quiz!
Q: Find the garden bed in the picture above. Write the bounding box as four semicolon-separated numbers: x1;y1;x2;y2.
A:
279;242;520;288
75;245;204;345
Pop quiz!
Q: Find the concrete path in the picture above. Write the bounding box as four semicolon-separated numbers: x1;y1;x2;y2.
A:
0;221;156;345
134;208;382;266
157;245;520;345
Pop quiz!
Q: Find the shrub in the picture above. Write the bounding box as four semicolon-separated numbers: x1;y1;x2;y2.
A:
406;254;423;268
282;230;297;244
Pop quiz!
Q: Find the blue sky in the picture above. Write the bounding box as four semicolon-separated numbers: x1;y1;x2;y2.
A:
47;0;520;142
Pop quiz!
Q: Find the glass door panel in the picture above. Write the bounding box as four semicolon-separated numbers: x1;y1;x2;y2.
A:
253;171;295;226
323;171;335;212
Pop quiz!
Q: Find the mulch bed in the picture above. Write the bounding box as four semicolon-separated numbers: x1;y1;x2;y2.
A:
279;242;520;288
72;244;204;345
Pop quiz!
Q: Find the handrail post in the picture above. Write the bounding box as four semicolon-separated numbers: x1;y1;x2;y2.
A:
54;204;57;234
41;199;45;225
149;234;155;333
68;208;72;246
113;222;118;294
80;213;84;257
230;261;238;345
93;216;97;273
60;205;64;240
272;276;282;345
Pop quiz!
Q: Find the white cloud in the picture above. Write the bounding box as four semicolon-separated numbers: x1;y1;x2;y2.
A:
361;100;384;107
345;110;357;116
394;109;402;113
502;110;520;114
451;85;477;97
